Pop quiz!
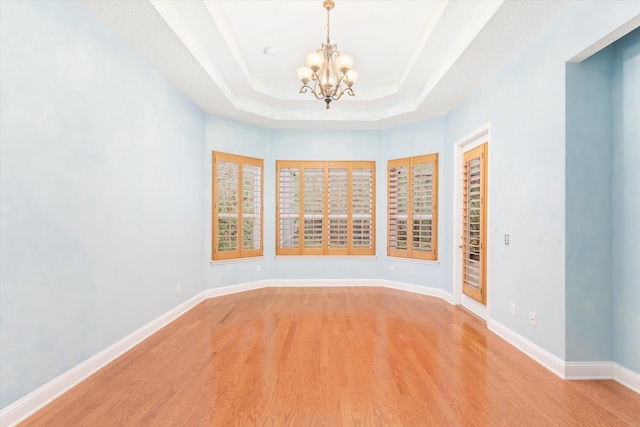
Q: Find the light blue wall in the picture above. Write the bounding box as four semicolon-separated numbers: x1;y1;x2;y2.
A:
382;119;448;290
205;120;453;287
204;121;388;285
267;129;385;280
442;1;640;359
612;28;640;373
0;0;205;409
565;46;613;362
445;15;568;359
2;0;639;413
204;119;389;286
563;27;640;371
204;115;269;287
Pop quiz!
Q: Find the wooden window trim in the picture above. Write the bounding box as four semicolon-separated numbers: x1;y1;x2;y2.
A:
276;160;375;256
212;151;263;261
387;153;438;260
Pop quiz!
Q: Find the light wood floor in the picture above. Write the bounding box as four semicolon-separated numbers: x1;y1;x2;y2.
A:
23;287;640;426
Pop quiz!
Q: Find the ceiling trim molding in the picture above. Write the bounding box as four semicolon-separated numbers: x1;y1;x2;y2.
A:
147;0;505;122
567;14;640;63
204;0;452;102
149;0;238;105
203;1;264;97
82;0;576;126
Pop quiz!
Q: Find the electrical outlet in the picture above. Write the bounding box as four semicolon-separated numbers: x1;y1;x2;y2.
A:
530;311;537;326
510;303;515;315
256;264;261;272
504;234;510;245
176;283;181;293
390;264;395;272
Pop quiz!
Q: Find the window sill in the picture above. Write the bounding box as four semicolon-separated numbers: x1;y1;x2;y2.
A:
210;256;264;265
275;255;378;260
386;256;440;266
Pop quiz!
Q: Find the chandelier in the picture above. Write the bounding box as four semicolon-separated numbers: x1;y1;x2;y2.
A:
296;0;358;109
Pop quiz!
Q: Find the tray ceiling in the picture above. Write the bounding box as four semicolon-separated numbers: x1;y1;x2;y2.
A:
81;0;571;129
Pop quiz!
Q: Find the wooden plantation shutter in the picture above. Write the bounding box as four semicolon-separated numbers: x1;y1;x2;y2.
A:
215;156;239;256
242;162;262;251
328;163;349;254
351;163;375;254
276;161;375;255
303;163;324;255
388;162;409;253
388;153;438;260
277;162;301;255
411;158;437;256
462;143;487;304
212;152;263;260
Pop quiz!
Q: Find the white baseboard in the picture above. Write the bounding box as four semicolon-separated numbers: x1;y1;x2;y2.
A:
564;361;640;393
263;278;387;288
260;278;455;303
613;363;640;394
565;361;614;379
0;279;451;426
262;278;455;304
487;319;565;379
488;321;640;395
0;291;207;427
382;280;455;304
203;279;269;298
3;281;636;426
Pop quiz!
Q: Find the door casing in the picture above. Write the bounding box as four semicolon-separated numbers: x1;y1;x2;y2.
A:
453;123;490;321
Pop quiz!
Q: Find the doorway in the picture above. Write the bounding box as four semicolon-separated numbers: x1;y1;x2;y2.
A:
453;125;490;321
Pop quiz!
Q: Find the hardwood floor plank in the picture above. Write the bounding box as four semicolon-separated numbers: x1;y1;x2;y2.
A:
21;287;640;426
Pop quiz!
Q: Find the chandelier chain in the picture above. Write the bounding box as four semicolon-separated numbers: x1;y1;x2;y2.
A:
326;7;330;43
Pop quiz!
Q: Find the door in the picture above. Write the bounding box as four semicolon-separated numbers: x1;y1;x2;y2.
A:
462;143;487;305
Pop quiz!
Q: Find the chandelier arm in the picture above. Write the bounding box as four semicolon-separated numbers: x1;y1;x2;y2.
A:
331;88;344;101
312;73;327;99
330;84;344;101
310;89;325;100
327;74;350;100
299;85;315;96
301;87;325;100
330;85;354;101
299;77;325;100
311;88;325;100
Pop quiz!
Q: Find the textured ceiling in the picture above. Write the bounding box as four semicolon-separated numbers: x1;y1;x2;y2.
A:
81;0;571;130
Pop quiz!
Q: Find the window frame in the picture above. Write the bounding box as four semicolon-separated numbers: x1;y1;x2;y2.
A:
276;160;376;256
212;151;264;261
387;153;438;261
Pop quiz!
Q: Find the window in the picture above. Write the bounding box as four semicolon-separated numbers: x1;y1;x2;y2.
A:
212;151;263;260
276;161;375;255
388;153;438;260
